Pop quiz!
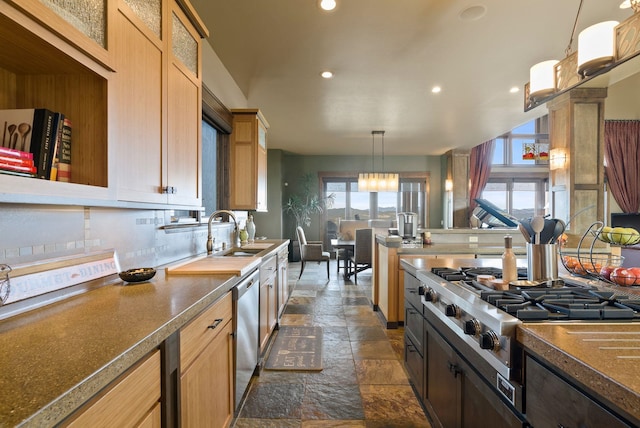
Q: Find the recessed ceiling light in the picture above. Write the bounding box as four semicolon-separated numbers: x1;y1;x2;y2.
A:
321;71;333;79
510;87;520;93
459;5;487;21
319;0;336;11
619;0;631;9
432;86;441;93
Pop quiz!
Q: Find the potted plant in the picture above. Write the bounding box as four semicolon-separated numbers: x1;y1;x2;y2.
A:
283;173;335;261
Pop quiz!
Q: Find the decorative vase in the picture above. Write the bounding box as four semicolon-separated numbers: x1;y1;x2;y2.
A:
239;228;248;245
246;215;256;242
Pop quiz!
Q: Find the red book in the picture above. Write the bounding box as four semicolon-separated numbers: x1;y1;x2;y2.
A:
0;154;35;167
0;146;33;160
0;161;37;174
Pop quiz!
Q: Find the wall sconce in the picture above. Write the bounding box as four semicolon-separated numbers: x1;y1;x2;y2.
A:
549;148;568;170
445;179;453;192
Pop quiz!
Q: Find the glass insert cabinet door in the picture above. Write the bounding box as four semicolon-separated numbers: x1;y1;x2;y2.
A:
39;0;107;46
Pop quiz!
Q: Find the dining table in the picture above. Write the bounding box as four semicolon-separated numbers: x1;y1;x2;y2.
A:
331;238;355;279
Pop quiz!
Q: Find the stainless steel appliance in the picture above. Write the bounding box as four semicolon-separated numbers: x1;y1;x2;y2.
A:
397;212;418;239
233;269;260;411
404;262;640;427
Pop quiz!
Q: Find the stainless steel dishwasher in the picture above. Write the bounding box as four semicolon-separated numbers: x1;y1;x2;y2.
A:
233;268;259;411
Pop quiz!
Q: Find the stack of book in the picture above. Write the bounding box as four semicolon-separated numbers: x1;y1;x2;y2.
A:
0;108;72;181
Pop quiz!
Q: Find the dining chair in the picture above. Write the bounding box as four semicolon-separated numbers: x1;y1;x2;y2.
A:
296;226;330;279
348;228;372;283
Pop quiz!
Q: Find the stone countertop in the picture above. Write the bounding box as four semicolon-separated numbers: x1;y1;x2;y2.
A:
517;323;640;425
376;234;528;256
0;240;288;427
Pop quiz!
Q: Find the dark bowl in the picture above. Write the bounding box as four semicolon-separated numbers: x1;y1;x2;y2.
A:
119;268;156;283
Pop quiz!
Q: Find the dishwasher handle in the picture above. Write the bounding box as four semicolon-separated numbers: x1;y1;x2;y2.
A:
234;269;260;300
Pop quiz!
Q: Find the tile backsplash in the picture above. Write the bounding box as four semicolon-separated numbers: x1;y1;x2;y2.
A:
0;204;237;270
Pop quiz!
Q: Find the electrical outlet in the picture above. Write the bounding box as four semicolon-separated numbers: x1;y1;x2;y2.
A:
469;236;478;243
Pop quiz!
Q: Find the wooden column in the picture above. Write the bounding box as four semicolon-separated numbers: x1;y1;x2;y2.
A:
446;149;471;228
547;88;607;234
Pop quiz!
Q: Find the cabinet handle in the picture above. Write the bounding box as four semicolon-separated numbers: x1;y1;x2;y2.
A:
207;318;224;330
448;362;461;378
162;186;178;194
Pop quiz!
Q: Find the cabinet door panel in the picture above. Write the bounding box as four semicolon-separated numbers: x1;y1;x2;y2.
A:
426;322;460;428
181;321;233;428
167;63;200;205
63;351;161;427
526;356;629;428
114;5;164;203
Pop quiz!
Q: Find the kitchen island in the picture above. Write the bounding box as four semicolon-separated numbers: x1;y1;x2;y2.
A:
373;232;527;328
401;256;640;427
0;240;288;427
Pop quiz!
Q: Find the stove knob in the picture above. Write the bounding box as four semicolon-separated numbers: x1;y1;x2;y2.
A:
418;285;425;295
424;288;437;302
445;304;460;318
464;319;481;336
479;331;500;351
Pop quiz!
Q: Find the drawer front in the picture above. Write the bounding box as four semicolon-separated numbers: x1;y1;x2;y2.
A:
260;255;277;282
63;351;161;427
181;292;233;371
405;305;425;352
404;335;425;400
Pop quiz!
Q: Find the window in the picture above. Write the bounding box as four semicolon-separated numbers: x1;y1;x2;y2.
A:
321;173;428;245
484;116;549;219
201;120;218;217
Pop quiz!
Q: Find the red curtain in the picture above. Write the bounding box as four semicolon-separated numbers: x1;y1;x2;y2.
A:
468;139;495;217
604;120;640;213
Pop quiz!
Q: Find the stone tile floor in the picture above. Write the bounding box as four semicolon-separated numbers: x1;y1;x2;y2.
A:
232;260;432;428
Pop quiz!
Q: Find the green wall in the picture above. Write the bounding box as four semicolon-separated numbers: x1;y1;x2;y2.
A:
256;150;445;241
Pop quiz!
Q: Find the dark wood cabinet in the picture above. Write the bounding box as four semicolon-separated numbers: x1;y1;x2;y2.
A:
526;355;632;428
425;321;525;428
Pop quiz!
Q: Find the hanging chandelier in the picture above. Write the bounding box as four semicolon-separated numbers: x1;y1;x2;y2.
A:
524;0;640;111
358;130;399;192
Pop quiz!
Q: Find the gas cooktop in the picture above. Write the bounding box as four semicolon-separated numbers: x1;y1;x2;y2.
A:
431;266;528;282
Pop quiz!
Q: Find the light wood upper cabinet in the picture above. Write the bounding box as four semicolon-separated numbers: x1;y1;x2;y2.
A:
230;109;269;212
114;0;204;206
0;2;110;201
61;350;161;428
113;0;165;204
166;1;202;206
0;0;207;207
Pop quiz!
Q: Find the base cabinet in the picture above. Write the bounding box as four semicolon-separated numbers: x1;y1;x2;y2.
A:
61;350;161;427
180;293;234;428
525;356;631;428
259;255;278;354
277;246;290;317
424;321;524;428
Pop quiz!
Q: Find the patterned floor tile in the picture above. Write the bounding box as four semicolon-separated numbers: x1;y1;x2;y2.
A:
354;360;409;385
301;384;365;420
231;260;429;427
350;341;398;360
359;384;430;427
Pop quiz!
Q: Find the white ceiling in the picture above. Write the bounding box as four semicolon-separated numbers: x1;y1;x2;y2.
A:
189;0;631;156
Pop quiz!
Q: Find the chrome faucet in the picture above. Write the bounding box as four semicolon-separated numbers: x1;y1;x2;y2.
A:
207;210;240;255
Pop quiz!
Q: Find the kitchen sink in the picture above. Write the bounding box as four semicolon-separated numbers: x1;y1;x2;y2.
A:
221;248;262;257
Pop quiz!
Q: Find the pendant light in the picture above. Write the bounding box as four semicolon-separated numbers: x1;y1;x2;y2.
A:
529;60;559;100
577;20;619;77
358;131;399;192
